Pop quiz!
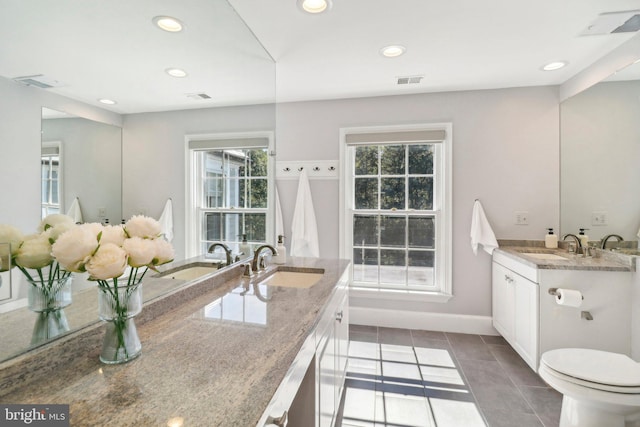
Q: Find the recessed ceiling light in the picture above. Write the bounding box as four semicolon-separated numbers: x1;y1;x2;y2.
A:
542;61;568;71
152;16;184;32
296;0;332;14
380;45;406;58
165;68;188;78
98;99;117;105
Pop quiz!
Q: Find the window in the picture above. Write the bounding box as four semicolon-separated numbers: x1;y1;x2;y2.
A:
341;125;452;301
186;133;274;257
41;142;62;218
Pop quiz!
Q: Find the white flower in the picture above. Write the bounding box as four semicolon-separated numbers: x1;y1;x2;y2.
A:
124;215;161;239
86;243;128;280
152;239;175;266
123;237;155;268
0;224;24;257
52;223;102;272
38;214;75;233
101;225;126;247
15;234;52;270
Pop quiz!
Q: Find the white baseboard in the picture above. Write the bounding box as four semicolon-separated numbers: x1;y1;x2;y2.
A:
350;306;499;336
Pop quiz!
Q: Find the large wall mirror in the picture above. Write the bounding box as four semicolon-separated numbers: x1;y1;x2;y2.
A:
0;0;275;363
560;61;640;243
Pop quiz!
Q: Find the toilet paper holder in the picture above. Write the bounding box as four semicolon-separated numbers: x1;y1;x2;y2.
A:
548;287;584;300
548;288;593;320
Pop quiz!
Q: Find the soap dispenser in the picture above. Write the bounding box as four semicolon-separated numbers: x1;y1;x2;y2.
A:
272;235;287;264
578;228;589;248
545;228;558;249
239;234;250;257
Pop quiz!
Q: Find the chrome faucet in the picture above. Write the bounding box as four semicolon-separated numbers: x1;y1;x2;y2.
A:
251;244;278;272
207;242;233;267
600;234;624;250
562;234;582;253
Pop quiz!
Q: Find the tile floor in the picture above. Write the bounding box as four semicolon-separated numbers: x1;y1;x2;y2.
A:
336;325;563;427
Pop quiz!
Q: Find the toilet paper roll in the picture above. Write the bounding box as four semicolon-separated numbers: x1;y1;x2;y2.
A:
555;288;583;308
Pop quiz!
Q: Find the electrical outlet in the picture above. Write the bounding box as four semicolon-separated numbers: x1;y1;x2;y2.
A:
515;211;529;225
592;211;607;226
98;207;106;218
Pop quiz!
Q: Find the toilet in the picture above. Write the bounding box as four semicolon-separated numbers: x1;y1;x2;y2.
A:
539;348;640;427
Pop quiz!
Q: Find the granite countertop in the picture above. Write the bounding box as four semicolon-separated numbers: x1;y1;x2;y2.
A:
495;242;635;272
0;257;350;426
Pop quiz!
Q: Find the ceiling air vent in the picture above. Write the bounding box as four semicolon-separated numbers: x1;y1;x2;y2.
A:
581;10;640;36
186;93;212;100
397;75;424;85
13;74;66;89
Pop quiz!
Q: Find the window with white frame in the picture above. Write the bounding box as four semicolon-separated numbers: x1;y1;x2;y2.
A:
341;125;452;299
187;134;274;257
41;142;62;218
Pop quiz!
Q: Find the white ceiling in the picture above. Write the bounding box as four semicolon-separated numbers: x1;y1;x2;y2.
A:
2;0;640;114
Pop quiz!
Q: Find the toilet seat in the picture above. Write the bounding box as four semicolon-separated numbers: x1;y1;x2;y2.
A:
541;348;640;394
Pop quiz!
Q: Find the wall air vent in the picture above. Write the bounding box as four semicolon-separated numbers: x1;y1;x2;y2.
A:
581;10;640;36
13;74;66;89
397;75;424;85
186;93;212;100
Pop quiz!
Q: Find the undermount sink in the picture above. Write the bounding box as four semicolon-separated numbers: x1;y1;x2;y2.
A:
520;253;569;260
259;271;324;289
159;263;221;281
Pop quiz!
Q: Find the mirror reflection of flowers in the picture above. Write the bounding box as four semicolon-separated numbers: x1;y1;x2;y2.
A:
0;214;76;288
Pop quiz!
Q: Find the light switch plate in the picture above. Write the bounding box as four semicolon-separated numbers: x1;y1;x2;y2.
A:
515;211;529;225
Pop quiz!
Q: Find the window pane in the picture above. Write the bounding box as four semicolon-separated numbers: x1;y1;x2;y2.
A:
248;149;268;177
42;180;48;203
204;212;241;242
228;177;241;208
409;145;433;174
245;213;266;242
353;248;378;283
381;178;404;210
380;216;405;247
408;250;434;286
408;216;435;248
205;177;223;208
355;178;378;209
249;179;268;208
51;179;59;203
408;177;433;210
353;215;378;247
380;145;405;175
355;146;378;175
204;212;222;241
380;249;406;284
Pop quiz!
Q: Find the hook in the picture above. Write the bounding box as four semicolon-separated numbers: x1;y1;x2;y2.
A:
283;167;291;172
313;166;320;172
328;166;336;171
298;167;304;171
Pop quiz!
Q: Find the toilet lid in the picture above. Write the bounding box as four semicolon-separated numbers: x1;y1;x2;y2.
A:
541;348;640;388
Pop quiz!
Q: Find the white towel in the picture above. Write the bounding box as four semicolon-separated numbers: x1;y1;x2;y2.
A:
66;197;83;223
158;198;174;242
470;200;499;255
275;186;284;242
290;169;319;258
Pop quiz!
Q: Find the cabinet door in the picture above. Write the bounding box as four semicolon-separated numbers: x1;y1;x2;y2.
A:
513;276;538;370
492;262;515;340
318;322;336;427
335;293;349;407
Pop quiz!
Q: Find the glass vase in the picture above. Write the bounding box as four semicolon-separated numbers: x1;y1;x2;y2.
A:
98;282;142;364
27;275;73;345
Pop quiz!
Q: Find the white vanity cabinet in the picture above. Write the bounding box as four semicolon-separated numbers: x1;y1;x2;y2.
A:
492;250;633;372
259;268;350;427
492;253;539;370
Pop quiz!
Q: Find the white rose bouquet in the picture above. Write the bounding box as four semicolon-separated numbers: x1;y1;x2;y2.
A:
52;215;174;363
